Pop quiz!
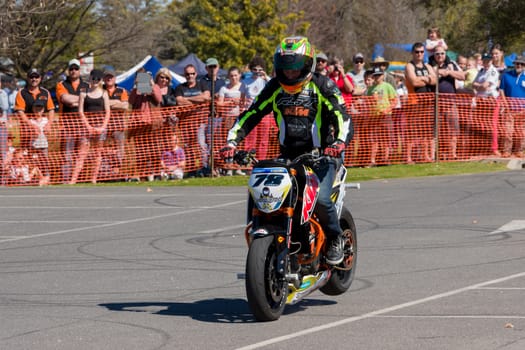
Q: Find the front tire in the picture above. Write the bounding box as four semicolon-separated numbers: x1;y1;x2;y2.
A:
245;235;287;321
320;207;357;295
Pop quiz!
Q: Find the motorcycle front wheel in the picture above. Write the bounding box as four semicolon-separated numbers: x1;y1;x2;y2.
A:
320;206;357;295
245;235;287;321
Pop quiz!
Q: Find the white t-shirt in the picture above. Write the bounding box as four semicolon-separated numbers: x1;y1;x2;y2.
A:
474;65;500;98
242;76;267;101
29;117;49;149
218;83;248;116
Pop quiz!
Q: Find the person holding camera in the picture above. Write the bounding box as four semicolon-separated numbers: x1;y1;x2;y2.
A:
242;56;270;101
327;57;354;108
241;56;273;160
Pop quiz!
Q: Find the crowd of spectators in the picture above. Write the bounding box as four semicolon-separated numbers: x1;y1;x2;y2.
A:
1;28;524;185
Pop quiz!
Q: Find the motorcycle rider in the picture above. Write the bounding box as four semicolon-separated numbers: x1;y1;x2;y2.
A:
221;36;354;265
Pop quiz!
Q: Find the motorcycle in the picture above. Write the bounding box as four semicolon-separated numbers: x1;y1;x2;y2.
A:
243;152;358;321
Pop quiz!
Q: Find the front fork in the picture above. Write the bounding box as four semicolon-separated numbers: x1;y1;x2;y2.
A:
245;216;293;279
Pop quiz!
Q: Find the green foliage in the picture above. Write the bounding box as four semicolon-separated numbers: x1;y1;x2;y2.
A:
418;0;525;56
169;0;308;70
438;0;483;54
2;0;523;85
477;0;525;53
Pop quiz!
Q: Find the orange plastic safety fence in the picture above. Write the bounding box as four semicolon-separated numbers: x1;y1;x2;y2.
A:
2;93;523;186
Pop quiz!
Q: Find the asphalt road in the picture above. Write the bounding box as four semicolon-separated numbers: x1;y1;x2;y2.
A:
0;170;524;350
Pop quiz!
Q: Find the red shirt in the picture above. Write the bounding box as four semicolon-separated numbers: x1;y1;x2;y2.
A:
329;72;353;107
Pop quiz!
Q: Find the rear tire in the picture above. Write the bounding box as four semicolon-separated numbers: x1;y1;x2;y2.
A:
245;235;287;321
320;207;357;295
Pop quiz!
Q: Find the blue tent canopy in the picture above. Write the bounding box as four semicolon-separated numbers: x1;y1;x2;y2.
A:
116;55;184;92
168;53;228;78
168;53;208;77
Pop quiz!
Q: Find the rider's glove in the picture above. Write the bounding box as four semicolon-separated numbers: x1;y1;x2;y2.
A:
220;142;237;163
324;141;345;157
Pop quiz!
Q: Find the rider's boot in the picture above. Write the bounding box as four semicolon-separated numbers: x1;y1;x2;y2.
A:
325;235;344;265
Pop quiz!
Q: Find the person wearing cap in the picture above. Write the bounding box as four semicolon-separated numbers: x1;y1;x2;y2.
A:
499;55;525;158
371;56;396;88
56;58;90;183
69;69;111;184
473;52;500;156
103;68;129;173
473;53;500;98
200;58;226;97
366;66;397;166
315;52;329;76
14;68;55;153
349;53;367;96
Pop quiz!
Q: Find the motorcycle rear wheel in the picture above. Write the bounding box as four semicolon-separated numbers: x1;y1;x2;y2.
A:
245;235;288;321
320;207;357;295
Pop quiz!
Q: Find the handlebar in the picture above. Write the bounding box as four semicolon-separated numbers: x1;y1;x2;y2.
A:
286;151;338;167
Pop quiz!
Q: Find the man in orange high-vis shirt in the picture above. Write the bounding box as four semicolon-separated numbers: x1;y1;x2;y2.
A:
56;59;89;183
14;68;55;150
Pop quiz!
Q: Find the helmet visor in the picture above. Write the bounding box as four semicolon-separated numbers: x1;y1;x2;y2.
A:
274;53;308;71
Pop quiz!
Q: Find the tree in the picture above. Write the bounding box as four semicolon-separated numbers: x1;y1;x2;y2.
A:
416;0;525;56
0;0;166;86
0;1;98;79
166;0;309;70
476;0;525;54
95;0;169;69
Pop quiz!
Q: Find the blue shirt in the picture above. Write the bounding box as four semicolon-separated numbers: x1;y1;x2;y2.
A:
500;70;525;110
500;70;525;98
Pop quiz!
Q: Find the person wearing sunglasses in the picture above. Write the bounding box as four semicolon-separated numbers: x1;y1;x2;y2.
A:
200;58;226;97
56;58;90;183
349;52;367;96
69;69;110;184
433;47;465;160
175;64;211;176
175;64;210;105
405;42;437;163
315;52;329;76
14;68;55;153
499;55;525;158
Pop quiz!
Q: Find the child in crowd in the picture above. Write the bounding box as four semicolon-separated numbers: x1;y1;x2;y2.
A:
364;69;375;94
6;148;42;185
463;57;479;93
367;67;398;166
28;99;50;185
426;27;448;65
3;136;15;169
160;133;186;180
